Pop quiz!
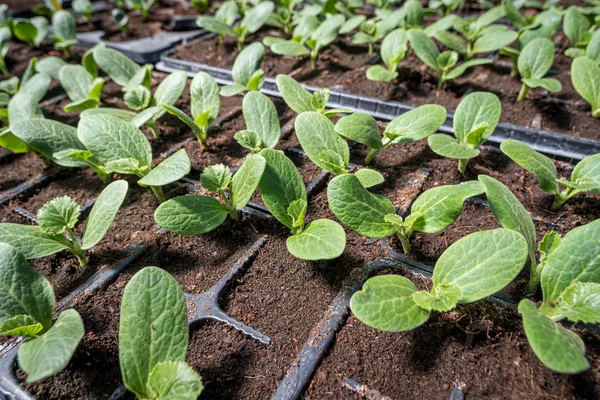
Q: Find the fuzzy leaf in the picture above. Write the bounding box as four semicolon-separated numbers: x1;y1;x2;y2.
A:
286;219;346;260
82;180;128;249
148;361;203;400
275;75;313;113
571;57;600;116
0;314;43;337
354;169;385;188
454;92;501;145
500;140;558;194
295;112;349;173
155;196;229;235
407;29;440;71
571;153;600;193
335;113;383;150
93;46;141;87
243;91;280;149
385;104;447;143
232;42;264;86
37;196;80;235
0;225;70;260
230;153;266;210
518;38;555;80
190;72;219;122
138;149;191;187
200;163;232;193
428;134;480;159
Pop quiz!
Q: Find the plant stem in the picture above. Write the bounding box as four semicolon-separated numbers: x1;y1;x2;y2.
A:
311;54;317;70
150;186;167;203
147;120;159;139
229;210;240;222
399;235;411;254
0;63;8;76
66;227;87;267
551;187;580;210
368;42;373;56
517;84;529;102
364;148;380;165
458;158;468;175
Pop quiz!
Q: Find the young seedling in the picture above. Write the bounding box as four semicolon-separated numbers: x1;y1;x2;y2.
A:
220;42;265;96
407;29;492;88
50;10;78;55
565;29;600;61
571;57;600;118
155;154;266;233
196;1;274;50
519;219;600;374
0;26;10;76
433;8;518;60
350;229;527;331
267;14;345;69
259;148;346;260
76;114;192;202
162;71;219;148
72;0;93;24
0;243;85;383
11;16;48;48
350;17;393;56
120;267;203;400
59;65;104;112
266;0;301;36
275;74;350;118
112;8;129;33
366;28;408;83
0;180;128;267
500;139;600;209
335;104;447;164
328;174;484;253
429;0;465;16
196;0;237;44
428;92;501;174
124;0;156;21
191;0;210;13
563;7;593;52
234;91;281;152
516;37;561;101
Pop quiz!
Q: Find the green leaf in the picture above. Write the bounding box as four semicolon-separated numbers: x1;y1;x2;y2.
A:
11;119;88;168
104;158;148;175
0;225;70;260
444;58;492;81
78;114;152;168
479;175;537;265
0;243;55;331
571;57;600;116
500;140;558;194
434;229;528;303
542;219;600;304
219;84;248;97
258;149;306;230
124;85;152;111
558;282;600;324
31;17;49;47
564;7;590;46
94;46;141;87
472;30;517;54
522;77;562;93
519;299;589;374
81;107;137;121
82;180;128;249
124;64;152;93
311;89;329;112
271;40;310;56
275;75;313;113
0;315;43;337
287;219;346;260
243;91;280;149
411;181;485;233
518;38;555;80
366;65;398;82
407;29;440;71
230;154;266;210
434;31;467;54
119;267;189;399
19;72;51;103
428;134;480;159
139;149;191;187
538;231;561;267
153;71;187;120
155;195;229;235
12;20;38;47
64;98;100;112
381;28;408;68
37;196;80;235
385;104;447;143
7;93;43;125
19;309;84;383
454;92;501;145
350;275;430;331
319;150;347;175
339;15;366;34
200;163;232;193
287;199;307;229
148;361;203;400
162;104;202;136
294;112;349;173
327;174;395;238
354;169;385;188
335;113;383;150
190;72;219;122
572;153;600;192
52;10;76;41
234;130;262;152
232;42;264;86
242;1;274;34
37;57;67;80
412;284;462;312
196;16;236;36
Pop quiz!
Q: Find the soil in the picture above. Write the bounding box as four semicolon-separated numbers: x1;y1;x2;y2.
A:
4;0;38;12
5;42;87;79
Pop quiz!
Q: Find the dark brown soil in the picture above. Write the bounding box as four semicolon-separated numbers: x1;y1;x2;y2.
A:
5;42;87;78
4;0;38;11
0;152;47;193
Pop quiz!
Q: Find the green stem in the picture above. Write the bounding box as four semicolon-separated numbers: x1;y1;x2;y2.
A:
147;120;159;139
229;210;239;222
364;148;380;165
517;83;529;102
368;42;373;56
0;62;8;76
458;158;468;175
311;53;317;70
150;186;167;203
528;257;541;296
66;227;87;267
399;234;412;254
551;187;580;210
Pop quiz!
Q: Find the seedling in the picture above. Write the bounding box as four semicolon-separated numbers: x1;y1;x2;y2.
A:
433;8;518;60
50;10;78;55
266;14;345;69
124;0;156;21
0;243;85;383
191;0;210;13
407;29;492;87
350;16;394;55
500;139;600;209
220;42;265;96
571;57;600;118
196;0;237;44
76;114;192;202
59;65;104;112
428;0;465;16
366;28;408;83
335;104;447;164
519;219;600;374
112;8;129;33
120;267;203;399
0;26;10;76
11;17;48;48
516;37;561;101
196;1;274;50
72;0;93;24
267;0;301;35
0;180;128;267
428;92;501;174
156;155;266;233
259;149;346;260
328;174;484;253
565;29;600;61
234;91;281;152
350;229;527;331
162;71;220;148
563;7;593;51
275;74;350;118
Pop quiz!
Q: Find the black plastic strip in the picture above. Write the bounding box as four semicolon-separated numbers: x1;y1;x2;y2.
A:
0;167;62;206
